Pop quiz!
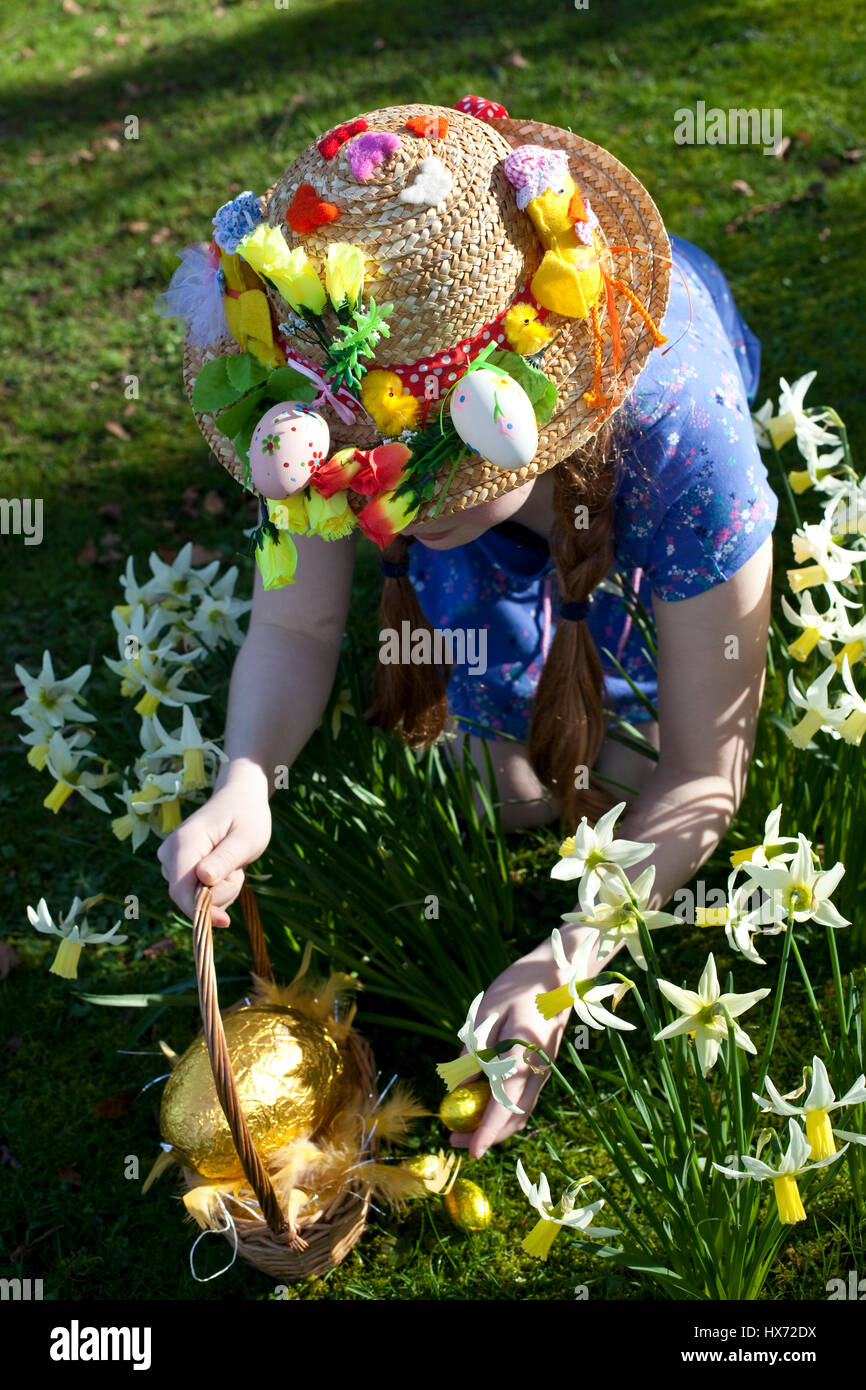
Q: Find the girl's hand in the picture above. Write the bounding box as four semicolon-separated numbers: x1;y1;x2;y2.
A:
448;939;576;1159
157;767;272;928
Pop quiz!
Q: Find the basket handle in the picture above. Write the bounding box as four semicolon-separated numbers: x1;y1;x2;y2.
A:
192;881;287;1236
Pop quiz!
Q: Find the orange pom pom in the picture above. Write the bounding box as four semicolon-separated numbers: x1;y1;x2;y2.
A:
286;184;340;234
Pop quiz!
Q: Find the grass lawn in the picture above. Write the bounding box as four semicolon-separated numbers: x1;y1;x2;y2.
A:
1;0;865;1302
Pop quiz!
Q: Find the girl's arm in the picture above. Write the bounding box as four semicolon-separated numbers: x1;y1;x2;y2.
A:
452;535;774;1157
157;529;357;926
616;533;774;907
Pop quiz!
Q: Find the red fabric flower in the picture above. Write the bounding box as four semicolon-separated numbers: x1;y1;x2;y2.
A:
453;94;509;119
317;118;369;160
286;184;340;234
351;442;412;497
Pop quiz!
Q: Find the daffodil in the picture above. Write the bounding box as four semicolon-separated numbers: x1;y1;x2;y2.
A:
324;242;366;314
551;800;652;911
653;953;770;1076
436;993;523;1114
740;832;849;931
728;803;799;870
516;1160;618;1261
330;686;355;740
185;568;251;650
835;652;866;745
784;663;844;747
104;645;207;718
754;1056;866;1160
535;928;635;1031
111;780;160;850
780;591;841;662
140;542;223;610
699;872;769;966
110;603;177;666
765;372;839;464
26;895;127;980
561;863;678;971
787;444;845;494
41;731;113;814
139;705;226;791
714;1117;847;1224
12;650;95;727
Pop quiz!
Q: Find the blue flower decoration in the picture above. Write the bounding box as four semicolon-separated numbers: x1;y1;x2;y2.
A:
212;191;262;253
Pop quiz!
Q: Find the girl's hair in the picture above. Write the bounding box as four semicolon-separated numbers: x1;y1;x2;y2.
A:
365;419;623;827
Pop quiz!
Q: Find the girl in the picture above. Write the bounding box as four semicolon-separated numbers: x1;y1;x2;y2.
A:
157;100;777;1161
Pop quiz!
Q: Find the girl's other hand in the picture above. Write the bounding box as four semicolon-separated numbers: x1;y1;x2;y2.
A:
448;938;577;1159
157;766;272;928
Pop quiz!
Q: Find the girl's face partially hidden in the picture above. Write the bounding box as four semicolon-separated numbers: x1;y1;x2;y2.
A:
403;473;552;549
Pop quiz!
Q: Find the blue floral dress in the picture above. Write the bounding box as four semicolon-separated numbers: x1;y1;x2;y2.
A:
408;234;779;739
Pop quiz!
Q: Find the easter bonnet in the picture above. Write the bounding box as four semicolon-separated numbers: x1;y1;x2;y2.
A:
155;95;671;588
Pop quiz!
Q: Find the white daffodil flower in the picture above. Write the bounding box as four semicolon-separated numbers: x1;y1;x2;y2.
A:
436;993;523;1115
535;928;636;1031
653;953;770;1077
104;646;208;718
713;1117;847;1224
740;832;849;931
834;653;866;746
139;706;226;790
787;445;846;497
791;523;865;584
729;803;799;871
822;474;866;530
816;609;866;676
561;863;678;971
780;592;842;663
111;780;161;850
767;372;839;464
716;875;770;967
186;568;251;649
551;801;653;911
12;650;95;728
754;1056;866;1160
785;663;846;747
42;730;113;814
26;895;127;980
110;602;180;665
516;1160;619;1261
141;541;222;609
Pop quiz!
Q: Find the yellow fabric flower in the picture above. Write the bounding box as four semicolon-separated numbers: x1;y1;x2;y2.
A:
220;250;283;367
238;225;326;315
503;302;552;355
360;370;421;435
305;490;356;540
268;494;309;534
325;243;366;312
255;531;298;590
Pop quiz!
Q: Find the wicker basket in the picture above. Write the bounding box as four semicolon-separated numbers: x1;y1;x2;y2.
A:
181;881;378;1280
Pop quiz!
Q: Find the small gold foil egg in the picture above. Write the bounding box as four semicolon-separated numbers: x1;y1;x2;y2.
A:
445;1178;492;1232
439;1080;491;1133
160;1005;344;1181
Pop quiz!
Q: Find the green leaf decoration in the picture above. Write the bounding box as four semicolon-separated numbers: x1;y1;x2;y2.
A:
190;355;248;412
487;349;558;425
233;411;259;487
215;384;267;441
226;352;270;394
265;365;317;403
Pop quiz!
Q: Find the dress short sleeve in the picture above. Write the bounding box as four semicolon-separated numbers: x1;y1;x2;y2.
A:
611;234;779;602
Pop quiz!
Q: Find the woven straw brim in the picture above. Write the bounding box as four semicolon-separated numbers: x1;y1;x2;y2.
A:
180;1029;377;1281
183;105;670;524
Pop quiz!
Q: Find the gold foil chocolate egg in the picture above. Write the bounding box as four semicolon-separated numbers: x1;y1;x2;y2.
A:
160;1006;345;1181
445;1178;492;1232
439;1080;491;1133
404;1154;444;1183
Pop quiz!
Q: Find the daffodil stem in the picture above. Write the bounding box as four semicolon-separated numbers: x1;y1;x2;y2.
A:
789;936;831;1053
769;435;802;530
755;910;795;1097
824;923;849;1054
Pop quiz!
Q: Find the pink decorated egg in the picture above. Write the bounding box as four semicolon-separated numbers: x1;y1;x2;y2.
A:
248;401;330;498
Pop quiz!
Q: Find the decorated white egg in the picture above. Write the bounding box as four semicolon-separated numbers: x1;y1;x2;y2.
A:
448;368;538;471
248;401;330;499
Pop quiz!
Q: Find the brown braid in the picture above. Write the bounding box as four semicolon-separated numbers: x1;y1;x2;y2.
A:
365;421;623;827
363;532;453;744
526;422;621;827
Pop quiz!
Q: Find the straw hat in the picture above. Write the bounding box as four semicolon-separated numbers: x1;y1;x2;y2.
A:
182;101;670;524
